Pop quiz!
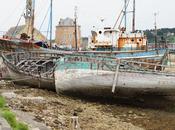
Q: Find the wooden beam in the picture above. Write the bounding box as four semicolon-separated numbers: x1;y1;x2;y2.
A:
112;60;120;93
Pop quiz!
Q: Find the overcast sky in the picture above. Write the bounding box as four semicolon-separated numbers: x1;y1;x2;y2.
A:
0;0;174;37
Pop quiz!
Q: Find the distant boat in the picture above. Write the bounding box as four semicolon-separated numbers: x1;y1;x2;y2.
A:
89;0;148;52
88;0;167;64
0;0;51;52
0;36;49;51
89;27;148;51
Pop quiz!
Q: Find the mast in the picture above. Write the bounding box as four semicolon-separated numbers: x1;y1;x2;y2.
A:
124;0;127;30
154;12;158;54
74;6;78;51
31;0;35;40
132;0;135;32
25;0;35;39
50;0;53;48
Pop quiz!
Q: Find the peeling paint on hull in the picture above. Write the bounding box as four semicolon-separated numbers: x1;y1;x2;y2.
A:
0;57;10;79
55;69;175;96
7;66;55;91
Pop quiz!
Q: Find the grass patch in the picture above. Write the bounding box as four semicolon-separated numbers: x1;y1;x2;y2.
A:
15;122;29;130
2;110;17;128
0;96;29;130
0;96;6;108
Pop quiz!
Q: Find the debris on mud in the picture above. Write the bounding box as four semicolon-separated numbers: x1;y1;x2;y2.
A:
1;84;175;130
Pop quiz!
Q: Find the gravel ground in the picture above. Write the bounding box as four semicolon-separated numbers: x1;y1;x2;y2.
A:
1;83;175;130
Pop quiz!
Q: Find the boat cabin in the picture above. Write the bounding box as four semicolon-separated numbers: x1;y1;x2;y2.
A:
90;27;118;51
90;27;148;51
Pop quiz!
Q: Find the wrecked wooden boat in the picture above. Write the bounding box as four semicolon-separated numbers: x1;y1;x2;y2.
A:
0;57;10;79
1;51;61;91
55;55;175;96
2;50;175;97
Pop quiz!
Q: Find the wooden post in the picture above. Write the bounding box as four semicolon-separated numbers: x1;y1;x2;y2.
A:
70;112;81;130
154;65;157;71
112;60;120;93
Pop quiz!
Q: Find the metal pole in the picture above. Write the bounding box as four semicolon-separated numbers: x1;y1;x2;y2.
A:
154;13;158;54
132;0;135;32
50;0;53;48
31;0;35;40
74;6;78;51
124;0;127;30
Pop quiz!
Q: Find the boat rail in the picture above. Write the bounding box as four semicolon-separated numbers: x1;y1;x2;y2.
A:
1;51;60;79
2;51;175;78
58;54;175;75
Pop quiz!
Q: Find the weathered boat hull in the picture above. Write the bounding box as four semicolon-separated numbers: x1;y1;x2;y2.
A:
55;69;175;96
8;68;55;90
0;38;49;52
1;52;56;91
0;57;10;79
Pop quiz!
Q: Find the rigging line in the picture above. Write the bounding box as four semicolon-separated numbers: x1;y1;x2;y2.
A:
11;7;26;38
35;5;51;38
46;20;50;41
118;14;125;29
46;0;53;43
113;8;123;29
113;0;131;29
118;0;131;29
11;14;23;38
34;0;48;19
0;0;24;28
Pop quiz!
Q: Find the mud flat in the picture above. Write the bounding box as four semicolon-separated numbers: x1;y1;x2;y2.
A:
1;83;175;130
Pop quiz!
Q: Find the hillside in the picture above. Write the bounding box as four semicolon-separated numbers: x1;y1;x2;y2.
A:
142;28;175;43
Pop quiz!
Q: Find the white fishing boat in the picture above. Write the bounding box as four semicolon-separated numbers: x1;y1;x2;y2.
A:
88;0;167;64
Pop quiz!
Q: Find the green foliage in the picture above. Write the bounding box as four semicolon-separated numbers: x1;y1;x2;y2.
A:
0;96;6;108
142;28;175;43
14;122;29;130
2;110;17;128
2;110;29;130
0;96;28;130
167;35;175;43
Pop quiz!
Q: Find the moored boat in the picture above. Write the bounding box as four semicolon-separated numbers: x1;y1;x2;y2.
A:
0;36;49;52
1;51;61;90
0;57;10;79
0;0;50;52
88;0;168;64
55;55;175;96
